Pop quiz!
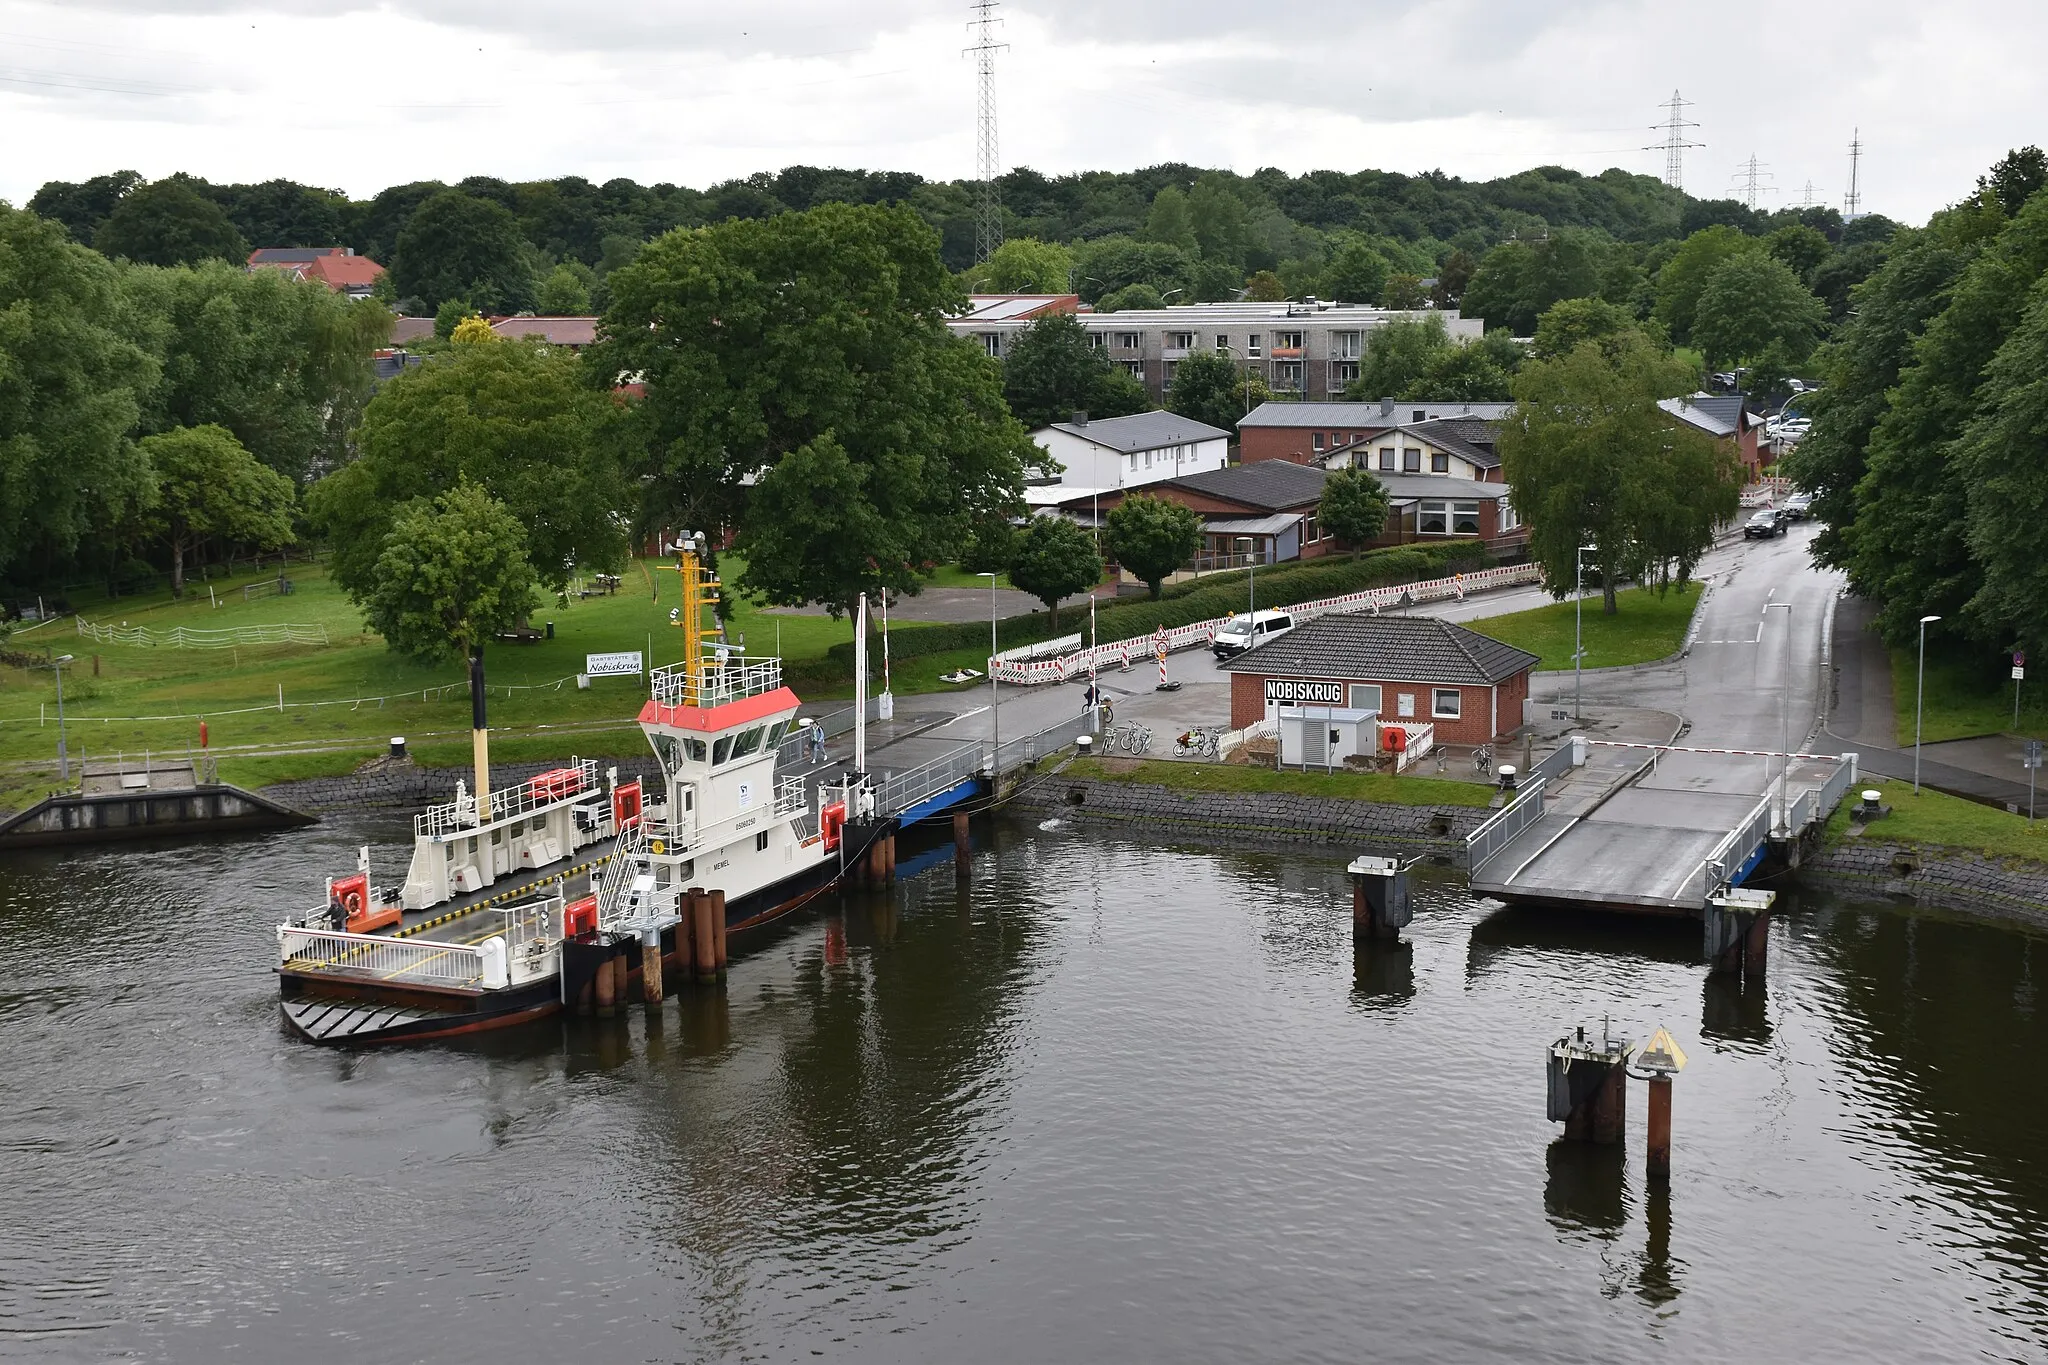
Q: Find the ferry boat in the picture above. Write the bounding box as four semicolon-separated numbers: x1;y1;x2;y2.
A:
275;537;887;1046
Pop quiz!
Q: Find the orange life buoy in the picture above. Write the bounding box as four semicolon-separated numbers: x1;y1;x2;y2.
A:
1383;726;1407;753
821;801;847;852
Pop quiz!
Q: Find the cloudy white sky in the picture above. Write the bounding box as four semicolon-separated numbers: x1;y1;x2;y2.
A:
0;0;2036;222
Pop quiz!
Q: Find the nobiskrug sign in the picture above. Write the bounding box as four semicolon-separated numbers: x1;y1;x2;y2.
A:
1263;678;1345;705
584;651;644;678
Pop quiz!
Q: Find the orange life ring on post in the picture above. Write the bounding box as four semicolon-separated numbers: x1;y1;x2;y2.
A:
821;801;847;852
1383;725;1407;753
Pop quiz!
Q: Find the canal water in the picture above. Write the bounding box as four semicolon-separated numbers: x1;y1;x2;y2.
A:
4;815;2048;1364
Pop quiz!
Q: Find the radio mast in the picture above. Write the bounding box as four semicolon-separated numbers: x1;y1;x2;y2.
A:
1844;129;1864;218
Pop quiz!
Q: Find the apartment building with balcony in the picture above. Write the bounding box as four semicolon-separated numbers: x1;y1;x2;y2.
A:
949;298;1484;404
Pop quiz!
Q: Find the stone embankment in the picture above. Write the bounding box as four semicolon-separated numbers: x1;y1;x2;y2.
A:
1806;840;2048;926
261;756;663;814
1004;775;1489;852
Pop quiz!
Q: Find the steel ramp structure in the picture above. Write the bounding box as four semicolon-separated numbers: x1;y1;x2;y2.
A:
1467;745;1855;914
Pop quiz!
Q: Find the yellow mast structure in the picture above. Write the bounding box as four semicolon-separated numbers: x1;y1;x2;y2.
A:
675;532;721;707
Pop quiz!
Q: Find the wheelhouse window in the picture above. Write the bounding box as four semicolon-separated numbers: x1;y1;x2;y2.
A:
712;735;733;765
1432;688;1462;719
730;725;766;759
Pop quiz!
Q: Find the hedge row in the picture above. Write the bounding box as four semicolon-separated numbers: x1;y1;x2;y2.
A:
827;540;1494;667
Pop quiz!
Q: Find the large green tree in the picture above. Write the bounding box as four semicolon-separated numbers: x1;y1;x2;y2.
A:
1690;252;1826;369
592;201;1038;615
136;424;296;596
1318;467;1391;548
308;339;630;602
390;189;537;313
1322;239;1389;303
1168;347;1269;433
1105;493;1202;599
0;204;156;579
1531;297;1651;361
1840;192;2048;645
1141;187;1198;252
122;261;390;483
1345;314;1451;399
1071;236;1193;305
1957;279;2048;655
28;170;143;244
961;237;1074;293
1500;335;1739;613
1007;514;1102;626
1000;312;1149;431
94;178;248;267
1653;225;1760;344
360;481;537;663
1402;337;1516;401
1785;206;1996;574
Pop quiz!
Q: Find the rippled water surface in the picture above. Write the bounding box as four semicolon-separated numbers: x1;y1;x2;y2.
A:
4;814;2048;1363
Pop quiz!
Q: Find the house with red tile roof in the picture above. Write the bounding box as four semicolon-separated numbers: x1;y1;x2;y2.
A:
245;247;385;300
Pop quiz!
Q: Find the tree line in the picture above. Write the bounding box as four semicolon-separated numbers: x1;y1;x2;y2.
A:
1786;147;2048;669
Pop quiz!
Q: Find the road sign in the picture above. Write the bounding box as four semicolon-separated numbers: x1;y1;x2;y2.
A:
2025;740;2043;771
1634;1026;1688;1075
2017;651;2027;668
2015;667;2026;681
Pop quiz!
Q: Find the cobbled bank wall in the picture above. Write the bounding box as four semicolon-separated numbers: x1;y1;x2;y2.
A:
1004;776;1490;852
1806;839;2048;926
262;757;665;814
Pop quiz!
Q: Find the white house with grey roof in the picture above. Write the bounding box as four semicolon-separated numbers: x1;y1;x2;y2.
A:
1030;410;1232;493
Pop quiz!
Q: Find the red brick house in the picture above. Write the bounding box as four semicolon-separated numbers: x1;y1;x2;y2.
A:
1658;394;1765;481
1219;613;1538;746
1238;399;1513;465
246;247;385;299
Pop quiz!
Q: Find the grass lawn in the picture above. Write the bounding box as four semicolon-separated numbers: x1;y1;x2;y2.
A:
1888;649;2048;745
1825;777;2048;865
1468;582;1702;671
0;556;863;783
1068;756;1496;807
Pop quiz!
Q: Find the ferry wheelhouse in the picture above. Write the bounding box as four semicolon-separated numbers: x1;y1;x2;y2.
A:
275;539;880;1045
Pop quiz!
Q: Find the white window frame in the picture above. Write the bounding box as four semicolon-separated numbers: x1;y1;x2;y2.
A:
1452;501;1481;535
1167;331;1195;350
1247;333;1263;357
980;333;1001;356
1418;500;1450;535
1348;683;1382;712
1214;335;1231;352
1432;688;1462;720
1115;332;1140;349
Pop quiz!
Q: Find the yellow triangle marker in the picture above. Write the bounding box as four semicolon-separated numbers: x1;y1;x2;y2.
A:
1636;1026;1688;1074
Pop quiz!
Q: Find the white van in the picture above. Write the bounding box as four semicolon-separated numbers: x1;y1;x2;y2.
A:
1212;609;1295;658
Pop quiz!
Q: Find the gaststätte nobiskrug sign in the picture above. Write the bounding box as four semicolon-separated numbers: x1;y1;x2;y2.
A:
1263;678;1345;705
584;651;644;678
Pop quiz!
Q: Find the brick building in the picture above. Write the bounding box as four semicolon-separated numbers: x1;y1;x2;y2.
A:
1218;613;1539;746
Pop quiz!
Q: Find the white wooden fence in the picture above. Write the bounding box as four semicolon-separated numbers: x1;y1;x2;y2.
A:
989;563;1542;685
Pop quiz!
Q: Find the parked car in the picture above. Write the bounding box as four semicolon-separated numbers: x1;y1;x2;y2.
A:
1743;509;1789;539
1212;609;1296;658
1782;493;1814;521
1709;371;1739;392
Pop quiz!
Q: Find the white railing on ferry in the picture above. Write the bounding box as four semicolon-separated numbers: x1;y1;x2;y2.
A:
277;926;490;987
415;758;600;837
650;656;783;708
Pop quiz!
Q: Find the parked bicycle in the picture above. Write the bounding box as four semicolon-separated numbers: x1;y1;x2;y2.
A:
1473;743;1494;776
1175;726;1223;759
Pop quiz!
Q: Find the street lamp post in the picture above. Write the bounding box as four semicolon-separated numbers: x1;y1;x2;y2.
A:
1915;614;1941;794
1574;544;1597;723
1766;603;1792;830
51;653;73;784
979;572;1001;769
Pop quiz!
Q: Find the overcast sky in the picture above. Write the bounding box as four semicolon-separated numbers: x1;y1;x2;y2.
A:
1;0;2036;223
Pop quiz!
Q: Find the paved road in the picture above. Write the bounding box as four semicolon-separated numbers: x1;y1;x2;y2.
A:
1484;523;1847;908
